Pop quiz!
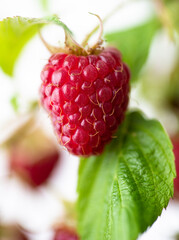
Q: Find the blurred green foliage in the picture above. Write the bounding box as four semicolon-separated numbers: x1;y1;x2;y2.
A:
10;94;19;112
164;0;179;33
167;60;179;113
39;0;49;11
105;18;161;84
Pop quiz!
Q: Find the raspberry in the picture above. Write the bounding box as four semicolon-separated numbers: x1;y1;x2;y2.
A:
8;127;60;188
172;136;179;198
40;48;130;156
53;226;79;240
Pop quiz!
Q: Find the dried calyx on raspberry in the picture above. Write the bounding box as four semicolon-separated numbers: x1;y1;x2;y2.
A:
40;14;130;156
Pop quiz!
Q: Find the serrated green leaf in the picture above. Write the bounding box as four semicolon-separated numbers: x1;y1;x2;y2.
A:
77;111;175;240
0;16;72;76
105;19;161;83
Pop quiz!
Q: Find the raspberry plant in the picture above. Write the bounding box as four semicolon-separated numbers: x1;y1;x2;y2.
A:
0;1;178;239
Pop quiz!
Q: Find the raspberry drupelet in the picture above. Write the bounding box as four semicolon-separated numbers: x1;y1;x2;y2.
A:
40;47;130;156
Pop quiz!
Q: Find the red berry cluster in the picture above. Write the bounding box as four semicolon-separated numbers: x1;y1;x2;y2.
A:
40;47;130;156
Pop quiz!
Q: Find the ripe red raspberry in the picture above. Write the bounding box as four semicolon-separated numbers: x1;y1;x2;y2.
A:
40;47;130;156
53;226;79;240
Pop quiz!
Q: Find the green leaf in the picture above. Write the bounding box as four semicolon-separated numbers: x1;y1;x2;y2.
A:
105;18;161;83
77;111;175;240
0;16;72;76
0;17;43;76
44;15;72;35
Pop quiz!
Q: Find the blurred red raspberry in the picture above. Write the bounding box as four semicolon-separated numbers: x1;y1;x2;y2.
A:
4;116;60;188
53;226;79;240
172;135;179;198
